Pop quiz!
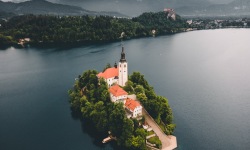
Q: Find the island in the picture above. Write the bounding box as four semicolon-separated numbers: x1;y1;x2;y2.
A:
68;45;177;150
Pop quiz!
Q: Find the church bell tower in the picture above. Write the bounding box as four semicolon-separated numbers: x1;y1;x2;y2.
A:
118;46;128;86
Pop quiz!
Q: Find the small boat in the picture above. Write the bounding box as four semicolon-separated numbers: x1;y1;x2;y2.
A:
102;136;112;143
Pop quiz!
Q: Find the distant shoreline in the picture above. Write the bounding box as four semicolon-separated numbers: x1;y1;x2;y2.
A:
2;27;249;50
1;13;250;50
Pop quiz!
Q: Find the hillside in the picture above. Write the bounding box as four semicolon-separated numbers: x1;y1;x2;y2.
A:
0;0;126;18
176;0;250;17
57;0;211;17
0;12;188;48
53;0;250;17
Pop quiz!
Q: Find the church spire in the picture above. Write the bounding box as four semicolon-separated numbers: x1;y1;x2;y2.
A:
114;61;117;68
120;46;126;62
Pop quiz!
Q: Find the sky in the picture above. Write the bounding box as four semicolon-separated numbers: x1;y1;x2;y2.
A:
0;0;235;4
0;0;237;17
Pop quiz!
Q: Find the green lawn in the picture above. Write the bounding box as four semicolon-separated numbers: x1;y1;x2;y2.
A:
147;136;162;149
147;130;155;136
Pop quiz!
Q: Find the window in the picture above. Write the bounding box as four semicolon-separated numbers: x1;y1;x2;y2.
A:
124;64;126;67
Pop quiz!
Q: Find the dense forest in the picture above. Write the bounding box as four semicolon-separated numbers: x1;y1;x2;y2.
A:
124;72;176;135
0;11;188;48
68;69;175;150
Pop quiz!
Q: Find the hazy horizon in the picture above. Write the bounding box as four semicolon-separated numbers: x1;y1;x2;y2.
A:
0;0;246;17
0;0;235;3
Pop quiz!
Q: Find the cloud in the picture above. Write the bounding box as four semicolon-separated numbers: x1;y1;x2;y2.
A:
1;0;28;2
0;0;60;2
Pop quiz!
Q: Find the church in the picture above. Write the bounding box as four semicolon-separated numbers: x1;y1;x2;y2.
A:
97;46;142;119
97;46;128;87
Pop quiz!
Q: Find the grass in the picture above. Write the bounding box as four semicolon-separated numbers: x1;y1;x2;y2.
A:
147;130;155;136
147;136;162;149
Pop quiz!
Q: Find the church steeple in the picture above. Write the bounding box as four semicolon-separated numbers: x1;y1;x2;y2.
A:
120;46;126;62
118;46;128;87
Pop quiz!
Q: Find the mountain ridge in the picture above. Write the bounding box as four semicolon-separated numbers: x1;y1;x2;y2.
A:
176;0;250;17
1;0;249;18
0;0;127;18
53;0;250;17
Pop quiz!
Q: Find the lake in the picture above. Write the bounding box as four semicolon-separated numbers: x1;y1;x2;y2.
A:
0;29;250;150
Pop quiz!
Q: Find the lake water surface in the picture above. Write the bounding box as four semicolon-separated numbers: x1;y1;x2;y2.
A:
1;29;250;150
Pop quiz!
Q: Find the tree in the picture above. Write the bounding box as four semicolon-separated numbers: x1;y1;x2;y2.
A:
90;101;108;132
130;136;147;150
166;124;176;135
161;103;173;125
81;102;94;118
0;13;188;47
132;119;140;131
103;63;112;72
68;69;176;149
134;85;145;95
123;80;134;94
130;72;151;90
0;34;14;46
135;128;147;139
118;118;134;148
136;93;147;106
109;103;126;137
68;90;81;113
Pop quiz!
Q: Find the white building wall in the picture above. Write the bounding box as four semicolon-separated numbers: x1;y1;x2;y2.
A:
110;93;127;103
132;106;142;118
106;78;118;87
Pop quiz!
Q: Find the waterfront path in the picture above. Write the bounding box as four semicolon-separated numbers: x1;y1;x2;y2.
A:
143;108;177;150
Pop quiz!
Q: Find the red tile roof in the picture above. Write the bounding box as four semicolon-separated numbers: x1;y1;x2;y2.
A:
109;84;128;97
97;67;118;79
125;98;141;111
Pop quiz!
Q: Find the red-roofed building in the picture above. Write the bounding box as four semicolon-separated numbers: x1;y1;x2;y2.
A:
164;8;176;20
97;46;128;87
97;67;119;87
109;84;128;103
125;98;142;118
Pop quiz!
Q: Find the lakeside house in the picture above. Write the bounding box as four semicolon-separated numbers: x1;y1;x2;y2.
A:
109;84;128;103
18;38;31;47
125;98;142;118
